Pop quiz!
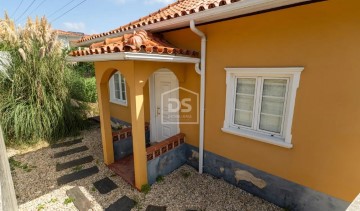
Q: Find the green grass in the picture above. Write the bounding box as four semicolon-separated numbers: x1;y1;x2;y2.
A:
37;203;45;211
48;198;58;203
9;157;36;172
63;197;75;205
156;175;164;183
72;165;83;172
181;171;191;178
140;184;151;194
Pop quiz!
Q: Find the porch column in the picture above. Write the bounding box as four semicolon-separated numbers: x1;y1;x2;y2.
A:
129;81;148;189
96;80;114;165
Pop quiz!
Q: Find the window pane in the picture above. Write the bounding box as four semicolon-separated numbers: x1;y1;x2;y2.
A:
259;79;287;133
261;97;285;116
234;78;256;127
121;77;126;100
114;74;121;99
236;78;256;94
122;91;126;101
259;114;283;133
234;110;253;127
115;90;121;99
262;79;287;97
235;95;254;111
121;80;125;91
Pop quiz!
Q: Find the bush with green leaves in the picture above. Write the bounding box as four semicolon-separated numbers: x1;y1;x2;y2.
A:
0;14;87;145
72;62;95;77
68;71;97;103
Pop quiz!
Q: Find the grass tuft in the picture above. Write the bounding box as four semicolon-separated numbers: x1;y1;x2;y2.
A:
181;171;191;178
37;203;45;211
72;165;83;172
63;197;75;205
48;198;58;203
156;175;164;183
9;157;36;172
140;184;151;194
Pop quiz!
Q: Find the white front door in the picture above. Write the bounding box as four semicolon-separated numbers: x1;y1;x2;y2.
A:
151;71;179;142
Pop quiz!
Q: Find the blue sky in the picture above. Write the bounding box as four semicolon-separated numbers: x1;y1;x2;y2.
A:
0;0;176;35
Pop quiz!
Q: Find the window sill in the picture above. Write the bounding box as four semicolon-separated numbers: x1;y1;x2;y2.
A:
110;100;127;107
221;127;293;149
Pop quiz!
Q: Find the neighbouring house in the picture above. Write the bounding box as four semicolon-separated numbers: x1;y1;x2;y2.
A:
67;0;360;210
55;30;85;49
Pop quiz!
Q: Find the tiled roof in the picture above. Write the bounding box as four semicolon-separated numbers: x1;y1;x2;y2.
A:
55;30;85;37
70;30;198;57
77;0;237;43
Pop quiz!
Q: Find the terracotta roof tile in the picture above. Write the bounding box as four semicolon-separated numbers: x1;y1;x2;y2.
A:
70;30;198;58
55;30;85;37
77;0;237;43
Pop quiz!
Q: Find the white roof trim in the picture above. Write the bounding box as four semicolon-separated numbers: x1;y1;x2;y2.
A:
66;52;200;63
73;0;312;47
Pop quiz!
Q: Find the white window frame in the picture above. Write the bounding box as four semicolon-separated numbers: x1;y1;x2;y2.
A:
222;67;303;149
109;72;127;106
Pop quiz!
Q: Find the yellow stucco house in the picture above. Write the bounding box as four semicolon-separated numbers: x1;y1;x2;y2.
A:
68;0;360;210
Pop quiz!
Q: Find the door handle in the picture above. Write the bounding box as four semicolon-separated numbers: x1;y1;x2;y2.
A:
156;107;161;116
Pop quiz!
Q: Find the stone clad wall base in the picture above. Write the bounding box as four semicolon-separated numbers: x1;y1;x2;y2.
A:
184;144;349;211
147;144;187;185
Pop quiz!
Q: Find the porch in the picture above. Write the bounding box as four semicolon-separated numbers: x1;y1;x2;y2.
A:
69;30;201;190
91;117;186;187
107;117;186;187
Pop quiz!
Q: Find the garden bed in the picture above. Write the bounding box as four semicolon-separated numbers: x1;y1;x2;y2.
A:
8;126;281;211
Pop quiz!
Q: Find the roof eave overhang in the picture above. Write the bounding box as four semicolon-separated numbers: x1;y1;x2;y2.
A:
73;0;312;47
66;52;200;63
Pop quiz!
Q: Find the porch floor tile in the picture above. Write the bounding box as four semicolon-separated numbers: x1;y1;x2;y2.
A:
108;155;135;187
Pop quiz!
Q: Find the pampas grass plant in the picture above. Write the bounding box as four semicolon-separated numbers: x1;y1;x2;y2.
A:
0;14;87;145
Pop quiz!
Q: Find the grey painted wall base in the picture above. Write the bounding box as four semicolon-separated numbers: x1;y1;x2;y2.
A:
147;144;187;185
185;144;349;211
113;137;133;161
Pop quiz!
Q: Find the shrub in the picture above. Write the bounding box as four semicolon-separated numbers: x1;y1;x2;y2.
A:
68;72;97;103
83;77;97;102
73;62;95;77
0;15;87;145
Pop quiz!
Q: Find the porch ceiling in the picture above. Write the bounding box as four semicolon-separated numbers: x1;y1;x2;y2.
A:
67;30;199;64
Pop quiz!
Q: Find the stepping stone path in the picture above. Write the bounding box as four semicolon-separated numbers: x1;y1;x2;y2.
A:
57;166;99;186
53;138;100;186
93;177;118;194
56;156;94;171
106;196;135;211
66;186;94;211
53;146;89;158
146;205;167;211
51;138;83;148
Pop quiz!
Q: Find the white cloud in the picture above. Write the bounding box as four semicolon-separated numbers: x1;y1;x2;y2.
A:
144;0;175;5
63;22;86;31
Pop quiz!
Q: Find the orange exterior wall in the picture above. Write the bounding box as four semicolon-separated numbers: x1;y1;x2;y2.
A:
160;0;360;202
109;81;150;123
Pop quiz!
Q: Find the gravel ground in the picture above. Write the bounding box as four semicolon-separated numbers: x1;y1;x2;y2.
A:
9;126;282;211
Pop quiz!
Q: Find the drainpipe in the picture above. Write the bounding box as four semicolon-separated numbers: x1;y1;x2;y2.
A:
190;20;206;174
